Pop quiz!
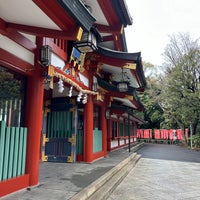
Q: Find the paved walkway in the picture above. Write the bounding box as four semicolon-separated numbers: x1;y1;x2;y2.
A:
108;143;200;200
2;143;200;200
1;144;139;200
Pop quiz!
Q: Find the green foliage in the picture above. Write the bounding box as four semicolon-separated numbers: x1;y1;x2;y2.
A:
160;33;200;133
188;135;200;150
137;62;165;129
138;33;200;133
0;69;21;98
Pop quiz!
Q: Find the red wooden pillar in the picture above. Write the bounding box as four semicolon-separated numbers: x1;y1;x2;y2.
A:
25;38;44;186
84;94;94;162
107;118;111;151
133;122;137;142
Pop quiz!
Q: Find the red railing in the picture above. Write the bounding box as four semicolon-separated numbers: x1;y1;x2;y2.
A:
136;128;189;142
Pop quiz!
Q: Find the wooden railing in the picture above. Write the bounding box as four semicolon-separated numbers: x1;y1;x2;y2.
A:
0;98;22;127
0;121;27;181
53;38;67;52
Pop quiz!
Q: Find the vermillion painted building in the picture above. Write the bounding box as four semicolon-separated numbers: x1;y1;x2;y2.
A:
0;0;146;197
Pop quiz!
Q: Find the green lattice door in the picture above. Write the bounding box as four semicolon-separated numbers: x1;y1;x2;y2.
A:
42;98;77;163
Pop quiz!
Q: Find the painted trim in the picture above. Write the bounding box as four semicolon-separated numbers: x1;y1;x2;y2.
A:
7;23;81;40
97;0;120;26
97;0;123;50
0;48;34;76
7;30;37;52
110;140;136;151
95;24;123;34
51;53;65;70
0;174;29;197
0;35;34;65
45;38;67;61
93;151;104;161
0;18;36;52
53;67;91;91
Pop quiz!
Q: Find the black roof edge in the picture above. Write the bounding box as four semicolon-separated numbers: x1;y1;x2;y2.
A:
57;0;96;32
96;46;146;90
97;45;141;61
91;26;102;42
111;101;144;114
136;58;147;89
111;0;133;27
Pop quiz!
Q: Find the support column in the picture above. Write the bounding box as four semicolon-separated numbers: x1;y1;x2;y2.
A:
25;38;44;186
84;94;94;162
107;119;111;151
133;122;137;141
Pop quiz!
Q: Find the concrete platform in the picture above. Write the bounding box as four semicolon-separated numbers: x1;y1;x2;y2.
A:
1;143;143;200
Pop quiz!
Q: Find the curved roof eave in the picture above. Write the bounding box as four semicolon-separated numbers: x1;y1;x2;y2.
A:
96;46;146;90
111;0;133;26
97;45;141;61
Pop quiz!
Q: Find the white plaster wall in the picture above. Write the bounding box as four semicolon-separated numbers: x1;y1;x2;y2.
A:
111;140;118;148
51;53;89;87
0;35;34;65
79;73;89;87
119;139;125;145
131;138;133;142
51;53;65;70
19;32;36;44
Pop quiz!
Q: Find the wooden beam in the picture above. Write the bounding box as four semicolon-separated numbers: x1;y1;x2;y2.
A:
0;48;34;76
113;33;122;51
102;35;113;42
88;52;133;67
33;0;76;31
0;18;37;52
97;0;123;51
7;23;81;40
97;0;120;26
95;24;123;34
7;30;37;52
0;18;7;35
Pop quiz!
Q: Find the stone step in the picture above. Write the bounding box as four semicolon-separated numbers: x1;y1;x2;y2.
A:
88;154;141;200
71;143;143;200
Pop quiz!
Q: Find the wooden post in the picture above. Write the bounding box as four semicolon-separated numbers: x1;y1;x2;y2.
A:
25;38;44;186
83;94;94;162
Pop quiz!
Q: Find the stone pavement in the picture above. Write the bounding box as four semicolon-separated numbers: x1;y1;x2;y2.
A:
1;143;142;200
108;143;200;200
2;143;200;200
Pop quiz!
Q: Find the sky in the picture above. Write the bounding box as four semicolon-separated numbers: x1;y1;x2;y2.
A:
125;0;200;66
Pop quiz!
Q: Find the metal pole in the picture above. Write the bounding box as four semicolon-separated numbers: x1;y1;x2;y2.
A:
128;113;130;153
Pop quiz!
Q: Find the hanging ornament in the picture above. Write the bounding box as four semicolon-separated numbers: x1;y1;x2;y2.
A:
82;94;88;104
77;91;82;102
68;86;73;97
58;78;64;93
